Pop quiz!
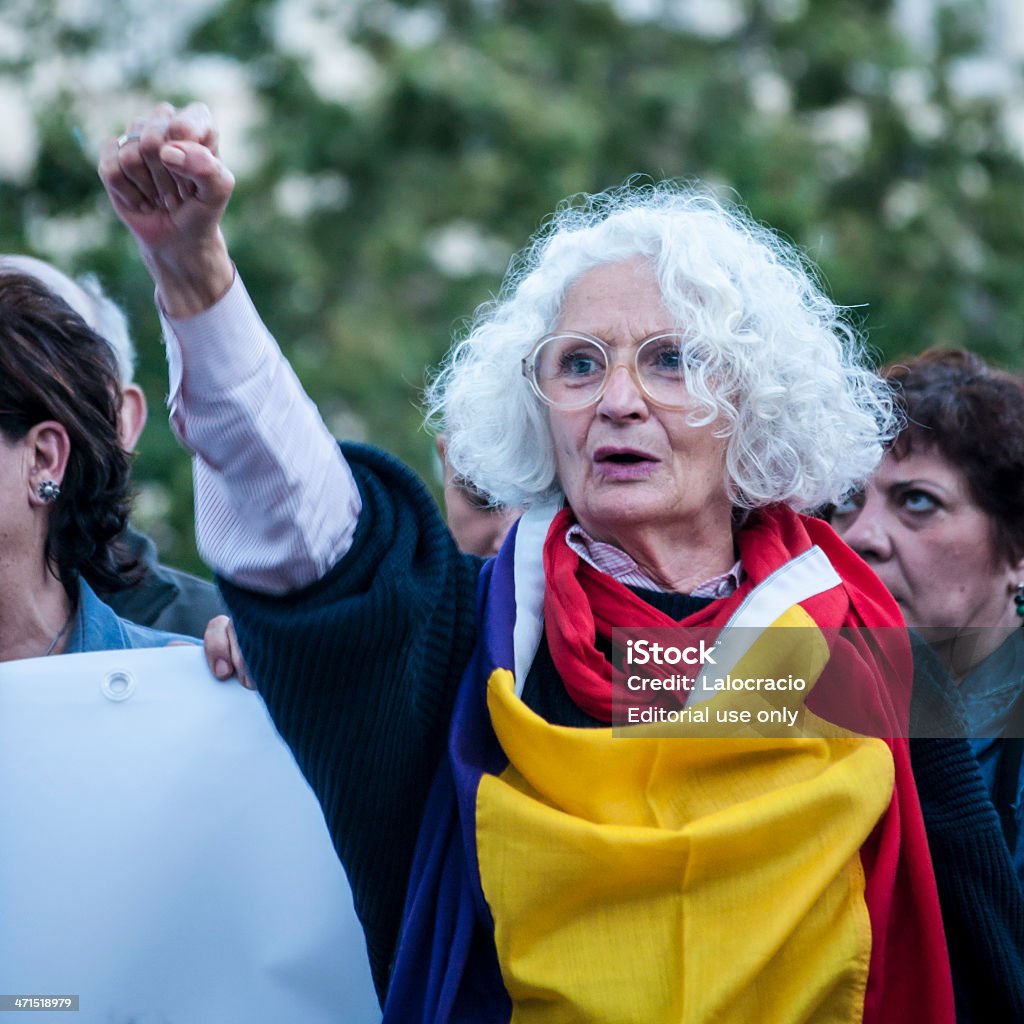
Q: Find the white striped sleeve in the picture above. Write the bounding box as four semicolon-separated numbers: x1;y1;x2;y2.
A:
161;273;361;594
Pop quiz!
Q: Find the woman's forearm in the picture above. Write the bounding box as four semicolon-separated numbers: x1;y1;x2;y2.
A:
163;273;361;593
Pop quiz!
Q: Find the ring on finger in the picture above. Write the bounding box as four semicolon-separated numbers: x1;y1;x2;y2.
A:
116;131;141;150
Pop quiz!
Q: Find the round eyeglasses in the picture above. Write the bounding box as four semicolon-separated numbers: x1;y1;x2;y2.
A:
521;331;694;410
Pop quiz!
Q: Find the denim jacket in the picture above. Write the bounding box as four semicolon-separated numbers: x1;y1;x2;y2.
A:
65;579;196;653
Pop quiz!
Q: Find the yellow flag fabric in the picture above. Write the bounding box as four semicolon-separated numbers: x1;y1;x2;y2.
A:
476;666;893;1023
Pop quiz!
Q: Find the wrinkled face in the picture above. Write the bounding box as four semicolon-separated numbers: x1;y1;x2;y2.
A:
832;446;1020;631
546;258;731;548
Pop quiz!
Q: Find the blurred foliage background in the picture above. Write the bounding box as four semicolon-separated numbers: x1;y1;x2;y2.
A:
1;0;1023;575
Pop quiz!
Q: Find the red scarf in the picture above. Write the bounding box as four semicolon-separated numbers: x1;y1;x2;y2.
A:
541;504;953;1023
543;504;908;726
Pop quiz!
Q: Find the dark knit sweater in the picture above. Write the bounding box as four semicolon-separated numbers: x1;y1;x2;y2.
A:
220;445;480;999
219;444;715;999
909;634;1024;1021
910;738;1024;1023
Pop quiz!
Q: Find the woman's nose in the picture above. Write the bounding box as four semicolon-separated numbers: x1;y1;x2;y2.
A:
838;506;893;562
596;363;648;419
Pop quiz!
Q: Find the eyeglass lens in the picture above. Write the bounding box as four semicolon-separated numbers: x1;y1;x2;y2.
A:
531;334;689;408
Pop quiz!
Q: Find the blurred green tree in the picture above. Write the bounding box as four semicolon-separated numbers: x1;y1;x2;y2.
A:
1;0;1022;573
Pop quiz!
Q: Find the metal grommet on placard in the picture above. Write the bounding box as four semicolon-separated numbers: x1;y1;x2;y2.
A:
101;669;136;702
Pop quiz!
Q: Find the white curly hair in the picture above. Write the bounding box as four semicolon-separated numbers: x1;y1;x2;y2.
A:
426;181;896;512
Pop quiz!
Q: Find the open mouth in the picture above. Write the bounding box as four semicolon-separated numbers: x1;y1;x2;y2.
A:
595;448;657;465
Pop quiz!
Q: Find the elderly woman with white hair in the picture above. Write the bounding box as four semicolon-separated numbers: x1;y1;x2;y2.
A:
101;103;956;1023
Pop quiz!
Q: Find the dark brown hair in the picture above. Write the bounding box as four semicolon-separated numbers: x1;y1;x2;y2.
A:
0;272;135;599
886;348;1024;564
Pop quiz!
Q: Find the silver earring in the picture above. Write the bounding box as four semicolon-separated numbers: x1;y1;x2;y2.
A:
37;480;61;503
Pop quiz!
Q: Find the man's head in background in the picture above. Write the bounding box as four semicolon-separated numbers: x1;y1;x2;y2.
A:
0;255;148;453
436;434;520;557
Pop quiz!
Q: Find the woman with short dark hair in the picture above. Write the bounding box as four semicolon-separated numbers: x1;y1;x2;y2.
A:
832;347;1024;1021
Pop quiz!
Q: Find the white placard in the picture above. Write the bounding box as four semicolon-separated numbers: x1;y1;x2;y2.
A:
0;646;381;1024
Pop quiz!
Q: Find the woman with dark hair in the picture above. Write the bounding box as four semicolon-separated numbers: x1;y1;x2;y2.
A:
0;271;186;658
832;348;1024;1022
0;270;381;1022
